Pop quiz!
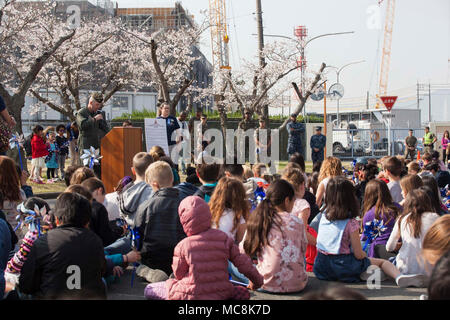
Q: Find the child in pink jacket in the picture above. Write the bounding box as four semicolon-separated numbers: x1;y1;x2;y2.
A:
144;196;263;300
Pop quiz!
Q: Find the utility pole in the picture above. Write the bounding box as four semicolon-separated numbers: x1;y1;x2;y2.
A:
256;0;268;125
417;82;420;110
428;82;431;122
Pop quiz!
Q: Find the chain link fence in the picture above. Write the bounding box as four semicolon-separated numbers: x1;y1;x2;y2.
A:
332;128;426;160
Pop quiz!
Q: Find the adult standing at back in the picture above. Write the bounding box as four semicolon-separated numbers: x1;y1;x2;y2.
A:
310;126;326;165
423;126;437;155
156;102;180;159
176;111;188;174
441;130;449;164
404;129;418;160
287;114;305;158
66;122;80;165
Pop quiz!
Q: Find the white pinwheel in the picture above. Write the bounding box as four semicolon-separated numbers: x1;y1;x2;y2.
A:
80;146;103;169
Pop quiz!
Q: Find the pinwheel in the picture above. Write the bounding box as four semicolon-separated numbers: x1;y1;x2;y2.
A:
362;219;388;253
80;146;103;169
9;133;24;170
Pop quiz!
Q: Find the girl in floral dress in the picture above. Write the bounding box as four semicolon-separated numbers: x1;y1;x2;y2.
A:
241;179;308;293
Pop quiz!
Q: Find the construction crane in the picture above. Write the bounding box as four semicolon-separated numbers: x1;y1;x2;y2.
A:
209;0;231;71
376;0;396;108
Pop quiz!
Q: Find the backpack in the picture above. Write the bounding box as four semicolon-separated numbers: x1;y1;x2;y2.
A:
23;134;33;157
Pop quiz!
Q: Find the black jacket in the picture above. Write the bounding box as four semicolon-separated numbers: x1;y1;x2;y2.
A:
174;182;199;202
18;225;106;300
303;190;320;225
134;187;186;275
90;200;119;247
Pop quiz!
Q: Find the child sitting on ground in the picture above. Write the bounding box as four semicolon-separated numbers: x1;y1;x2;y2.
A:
4;197;53;288
135;161;186;282
386;189;440;282
399;174;423;206
241;179;308;293
361;179;401;259
144;196;263;300
193;159;221;203
313;176;424;287
80;178;121;247
384;156;405;203
315;157;342;208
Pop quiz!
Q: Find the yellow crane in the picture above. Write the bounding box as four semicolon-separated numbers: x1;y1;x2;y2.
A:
376;0;396;108
209;0;231;71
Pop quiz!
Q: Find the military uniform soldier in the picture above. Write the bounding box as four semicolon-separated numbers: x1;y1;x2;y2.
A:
76;92;110;176
286;114;305;157
310;126;326;164
238;110;256;131
404;129;417;160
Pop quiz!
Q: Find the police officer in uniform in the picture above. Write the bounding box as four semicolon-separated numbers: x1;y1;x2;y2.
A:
286;113;305;157
310;126;326;164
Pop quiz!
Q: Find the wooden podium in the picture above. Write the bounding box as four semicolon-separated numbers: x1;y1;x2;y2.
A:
101;127;143;193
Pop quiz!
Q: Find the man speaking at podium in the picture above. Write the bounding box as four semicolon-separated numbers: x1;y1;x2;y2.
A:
76;92;111;176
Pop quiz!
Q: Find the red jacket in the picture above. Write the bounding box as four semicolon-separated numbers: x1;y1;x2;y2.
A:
166;196;263;300
31;134;48;158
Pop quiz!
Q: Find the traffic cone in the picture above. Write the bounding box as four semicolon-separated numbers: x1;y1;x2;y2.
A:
417;150;421;161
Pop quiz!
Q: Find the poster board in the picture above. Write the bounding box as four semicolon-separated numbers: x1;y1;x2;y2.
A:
144;118;169;155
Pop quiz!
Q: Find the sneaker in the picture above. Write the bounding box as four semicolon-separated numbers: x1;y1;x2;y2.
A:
360;265;387;282
136;265;169;283
46;179;54;184
395;274;427;288
36;179;44;184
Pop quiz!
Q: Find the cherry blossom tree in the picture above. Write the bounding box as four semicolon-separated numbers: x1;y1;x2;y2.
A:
28;16;144;121
127;19;210;116
0;0;75;132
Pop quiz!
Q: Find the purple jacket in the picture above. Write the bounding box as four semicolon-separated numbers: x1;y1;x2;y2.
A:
360;203;401;258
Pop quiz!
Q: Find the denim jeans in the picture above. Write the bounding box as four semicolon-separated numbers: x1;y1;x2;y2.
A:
228;261;250;285
103;235;132;256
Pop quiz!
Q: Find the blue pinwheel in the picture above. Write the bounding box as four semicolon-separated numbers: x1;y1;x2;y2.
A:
250;182;267;211
14;203;46;237
129;227;141;288
362;219;388;253
9;133;24;170
80;146;102;169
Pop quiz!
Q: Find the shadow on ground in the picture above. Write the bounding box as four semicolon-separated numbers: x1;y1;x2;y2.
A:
107;267;426;300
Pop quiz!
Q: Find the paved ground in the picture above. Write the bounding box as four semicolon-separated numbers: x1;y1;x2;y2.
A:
106;267;426;300
43;198;427;300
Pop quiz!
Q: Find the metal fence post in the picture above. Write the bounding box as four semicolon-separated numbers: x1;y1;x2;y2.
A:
351;129;354;159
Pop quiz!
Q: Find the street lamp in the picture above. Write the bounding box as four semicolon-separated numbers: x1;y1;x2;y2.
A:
324;60;365;127
255;31;354;122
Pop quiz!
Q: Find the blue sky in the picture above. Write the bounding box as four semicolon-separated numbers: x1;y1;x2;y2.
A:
117;0;450;120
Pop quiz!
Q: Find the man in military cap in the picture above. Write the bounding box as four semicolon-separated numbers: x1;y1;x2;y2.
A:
310;126;326;164
238;110;256;132
286;113;305;157
76;92;110;175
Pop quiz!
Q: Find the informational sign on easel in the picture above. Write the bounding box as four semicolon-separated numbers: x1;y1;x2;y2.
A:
144;118;169;155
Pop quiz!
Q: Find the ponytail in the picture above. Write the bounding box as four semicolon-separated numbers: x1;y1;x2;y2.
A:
243;179;294;257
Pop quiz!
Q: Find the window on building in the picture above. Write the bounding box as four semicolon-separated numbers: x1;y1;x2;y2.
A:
112;96;129;112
